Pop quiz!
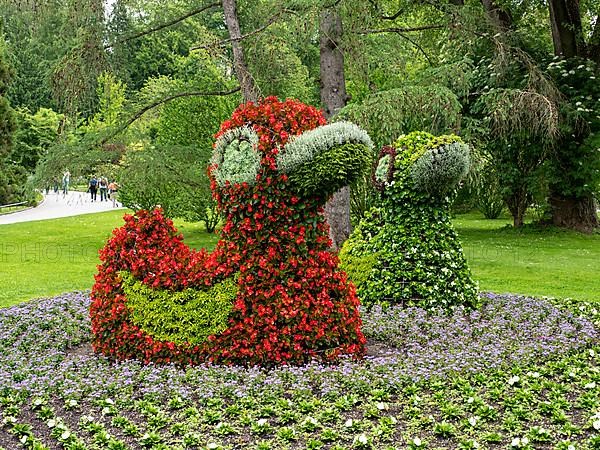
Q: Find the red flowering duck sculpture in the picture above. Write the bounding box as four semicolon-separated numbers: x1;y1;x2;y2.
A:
90;97;373;365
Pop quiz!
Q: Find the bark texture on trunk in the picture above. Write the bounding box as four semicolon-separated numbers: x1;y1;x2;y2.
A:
506;189;528;229
547;0;598;232
549;195;599;233
548;0;585;57
222;0;259;103
320;7;351;251
481;0;512;30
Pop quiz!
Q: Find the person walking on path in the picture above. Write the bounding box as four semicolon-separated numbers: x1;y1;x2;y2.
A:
99;177;108;202
89;175;98;202
62;170;70;194
108;180;119;208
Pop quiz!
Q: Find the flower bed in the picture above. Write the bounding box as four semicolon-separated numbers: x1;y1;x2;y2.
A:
1;292;599;449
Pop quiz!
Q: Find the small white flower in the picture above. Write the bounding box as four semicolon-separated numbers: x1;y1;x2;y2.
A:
20;435;28;444
61;430;71;440
67;399;78;407
567;445;575;450
511;438;521;447
376;402;387;410
569;371;576;377
2;416;16;425
467;396;474;403
413;437;422;446
508;375;520;385
593;419;600;430
589;349;596;357
468;416;478;426
522;437;529;445
390;416;397;424
33;398;44;406
207;443;219;450
585;382;596;389
345;418;354;428
47;419;56;428
104;398;114;405
256;418;268;427
357;433;369;444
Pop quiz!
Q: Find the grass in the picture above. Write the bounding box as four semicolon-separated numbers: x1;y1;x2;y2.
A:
0;209;599;307
0;210;219;307
454;211;600;303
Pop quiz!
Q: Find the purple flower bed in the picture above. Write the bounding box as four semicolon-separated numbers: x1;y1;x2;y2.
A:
0;292;596;402
361;292;598;379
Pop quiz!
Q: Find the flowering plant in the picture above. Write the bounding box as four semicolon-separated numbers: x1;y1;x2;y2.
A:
91;97;370;365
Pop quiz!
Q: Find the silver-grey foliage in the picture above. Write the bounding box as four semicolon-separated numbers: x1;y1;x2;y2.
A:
277;122;373;174
211;126;261;187
411;142;470;196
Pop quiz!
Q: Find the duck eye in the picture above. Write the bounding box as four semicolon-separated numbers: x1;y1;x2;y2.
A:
212;126;261;187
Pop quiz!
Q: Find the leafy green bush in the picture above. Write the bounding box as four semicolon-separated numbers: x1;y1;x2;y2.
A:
121;272;237;346
340;131;479;310
118;144;220;232
286;143;372;199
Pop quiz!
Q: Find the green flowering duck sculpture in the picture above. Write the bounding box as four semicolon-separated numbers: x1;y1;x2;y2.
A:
90;97;372;365
340;131;479;310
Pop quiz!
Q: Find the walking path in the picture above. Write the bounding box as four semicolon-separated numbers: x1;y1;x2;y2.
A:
0;191;125;225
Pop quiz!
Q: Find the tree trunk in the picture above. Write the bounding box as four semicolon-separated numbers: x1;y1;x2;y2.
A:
505;188;528;228
222;0;259;103
320;6;350;251
549;194;599;233
480;0;512;30
546;0;598;231
548;0;585;57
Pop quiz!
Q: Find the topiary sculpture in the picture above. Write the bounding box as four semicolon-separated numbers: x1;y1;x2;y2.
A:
90;97;372;366
340;131;479;310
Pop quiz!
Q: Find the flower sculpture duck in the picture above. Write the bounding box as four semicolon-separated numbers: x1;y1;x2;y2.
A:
91;97;372;365
340;131;479;310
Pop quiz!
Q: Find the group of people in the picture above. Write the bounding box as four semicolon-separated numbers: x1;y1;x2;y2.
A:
88;175;119;207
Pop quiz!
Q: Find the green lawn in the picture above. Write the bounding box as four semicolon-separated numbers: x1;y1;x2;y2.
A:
0;210;598;307
454;212;600;303
0;211;219;307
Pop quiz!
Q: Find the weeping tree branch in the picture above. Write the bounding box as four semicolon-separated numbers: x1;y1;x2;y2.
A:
191;9;294;51
357;24;445;34
100;86;241;144
104;1;221;49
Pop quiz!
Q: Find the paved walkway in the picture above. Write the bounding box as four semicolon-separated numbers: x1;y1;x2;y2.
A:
0;191;125;225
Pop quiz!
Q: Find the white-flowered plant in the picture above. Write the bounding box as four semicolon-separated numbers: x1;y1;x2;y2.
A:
277;121;373;173
211;126;261;187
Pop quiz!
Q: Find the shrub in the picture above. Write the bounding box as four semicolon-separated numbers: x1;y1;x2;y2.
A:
121;273;237;346
340;131;479;310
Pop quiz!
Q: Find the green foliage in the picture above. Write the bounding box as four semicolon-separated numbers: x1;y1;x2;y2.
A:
286;143;371;199
476;157;505;219
247;24;316;103
340;132;478;310
120;273;236;346
545;57;600;200
11;108;63;172
118;144;219;232
337;86;462;150
339;208;382;292
0;35;16;158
